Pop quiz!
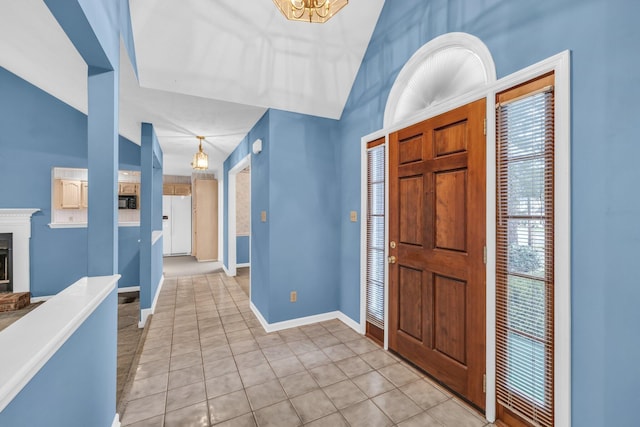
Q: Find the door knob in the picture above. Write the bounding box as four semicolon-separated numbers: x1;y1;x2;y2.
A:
388;256;397;264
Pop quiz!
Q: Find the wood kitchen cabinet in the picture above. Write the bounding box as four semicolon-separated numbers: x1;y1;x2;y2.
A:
173;184;191;196
54;179;83;209
163;183;191;196
119;182;139;195
192;179;218;261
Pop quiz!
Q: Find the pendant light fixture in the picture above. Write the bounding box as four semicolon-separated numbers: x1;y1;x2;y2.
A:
273;0;348;24
191;136;209;170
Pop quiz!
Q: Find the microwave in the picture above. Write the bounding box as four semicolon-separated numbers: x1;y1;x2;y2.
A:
118;195;137;209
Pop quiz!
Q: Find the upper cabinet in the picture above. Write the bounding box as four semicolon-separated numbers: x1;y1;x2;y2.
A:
163;183;191;196
119;182;139;195
54;179;83;209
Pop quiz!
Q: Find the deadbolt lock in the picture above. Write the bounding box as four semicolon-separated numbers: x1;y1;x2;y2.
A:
388;256;397;264
390;241;396;249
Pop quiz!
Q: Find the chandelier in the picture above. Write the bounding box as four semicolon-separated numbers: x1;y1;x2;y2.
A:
273;0;348;23
191;136;209;170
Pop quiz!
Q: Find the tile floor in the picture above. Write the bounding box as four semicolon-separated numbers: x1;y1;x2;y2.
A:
119;272;494;427
235;267;249;299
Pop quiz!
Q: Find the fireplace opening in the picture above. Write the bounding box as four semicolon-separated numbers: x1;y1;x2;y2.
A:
0;233;12;293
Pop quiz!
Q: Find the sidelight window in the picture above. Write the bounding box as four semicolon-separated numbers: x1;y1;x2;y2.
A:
365;138;385;343
496;73;555;427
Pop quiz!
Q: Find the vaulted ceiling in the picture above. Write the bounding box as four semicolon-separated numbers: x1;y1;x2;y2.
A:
0;0;385;176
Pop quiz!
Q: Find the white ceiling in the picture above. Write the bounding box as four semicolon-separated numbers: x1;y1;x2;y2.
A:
0;0;385;176
119;46;268;176
129;0;384;120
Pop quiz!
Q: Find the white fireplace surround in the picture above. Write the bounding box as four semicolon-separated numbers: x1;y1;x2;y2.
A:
0;209;39;294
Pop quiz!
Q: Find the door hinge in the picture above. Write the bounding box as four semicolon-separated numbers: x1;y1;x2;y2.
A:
483;374;486;393
483;246;487;264
483;118;487;135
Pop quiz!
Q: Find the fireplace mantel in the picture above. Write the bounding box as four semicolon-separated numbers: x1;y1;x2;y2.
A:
0;209;39;293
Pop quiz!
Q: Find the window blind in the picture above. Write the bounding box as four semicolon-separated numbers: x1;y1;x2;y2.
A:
366;141;385;331
496;74;555;427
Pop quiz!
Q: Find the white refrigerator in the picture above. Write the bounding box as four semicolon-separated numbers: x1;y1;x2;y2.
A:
162;195;192;255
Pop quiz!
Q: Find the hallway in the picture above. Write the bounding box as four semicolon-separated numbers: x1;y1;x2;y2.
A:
119;271;492;426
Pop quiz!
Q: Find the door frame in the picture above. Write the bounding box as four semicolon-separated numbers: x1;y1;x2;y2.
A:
227;153;251;278
359;50;571;424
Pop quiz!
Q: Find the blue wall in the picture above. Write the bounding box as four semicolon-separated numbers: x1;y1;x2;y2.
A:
0;67;142;295
119;135;141;169
118;226;140;289
0;2;136;426
335;0;640;425
0;67;88;296
219;0;640;423
223;110;340;323
0;289;117;427
44;0;121;72
236;236;250;264
139;123;164;311
119;0;138;77
267;110;340;322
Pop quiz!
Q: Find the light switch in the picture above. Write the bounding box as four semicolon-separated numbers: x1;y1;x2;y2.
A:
350;211;358;222
261;211;267;222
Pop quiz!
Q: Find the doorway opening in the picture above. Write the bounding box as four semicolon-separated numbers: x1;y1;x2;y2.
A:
227;154;251;280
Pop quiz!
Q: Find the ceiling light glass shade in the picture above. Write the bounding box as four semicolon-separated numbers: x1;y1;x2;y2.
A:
273;0;348;23
191;136;209;170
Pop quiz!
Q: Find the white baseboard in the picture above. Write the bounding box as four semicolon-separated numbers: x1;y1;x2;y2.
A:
151;275;164;313
222;265;231;276
250;302;363;335
336;311;365;334
111;413;121;427
138;275;164;328
139;308;151;329
236;263;250;268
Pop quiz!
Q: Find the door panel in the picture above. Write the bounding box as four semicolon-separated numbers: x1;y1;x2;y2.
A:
434;120;468;157
389;99;486;409
434;170;467;252
434;274;467;364
398;266;424;340
399;177;424;246
398;135;424;164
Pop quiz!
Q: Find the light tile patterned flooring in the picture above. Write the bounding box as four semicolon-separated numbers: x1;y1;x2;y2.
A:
120;272;494;427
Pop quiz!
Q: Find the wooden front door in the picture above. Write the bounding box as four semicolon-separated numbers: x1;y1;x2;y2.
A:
388;99;486;409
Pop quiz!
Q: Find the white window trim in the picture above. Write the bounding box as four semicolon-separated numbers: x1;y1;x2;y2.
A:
360;50;571;426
